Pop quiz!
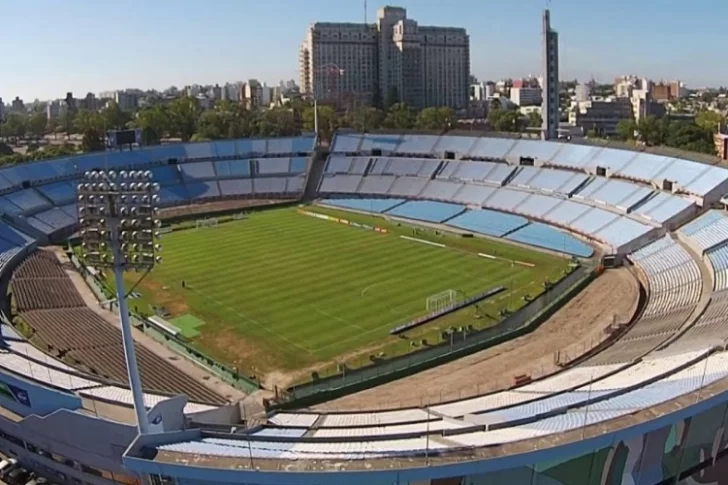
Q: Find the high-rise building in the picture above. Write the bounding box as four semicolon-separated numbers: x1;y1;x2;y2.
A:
113;91;140;111
211;84;223;101
11;97;25;114
299;6;470;110
541;9;559;140
0;98;4;121
46;100;66;121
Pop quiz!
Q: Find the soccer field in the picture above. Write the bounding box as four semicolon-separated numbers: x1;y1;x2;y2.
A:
125;206;570;378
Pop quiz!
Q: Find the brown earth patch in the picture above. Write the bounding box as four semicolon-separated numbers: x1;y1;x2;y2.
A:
314;267;640;411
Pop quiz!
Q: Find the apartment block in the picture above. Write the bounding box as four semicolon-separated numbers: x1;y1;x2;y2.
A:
299;6;470;110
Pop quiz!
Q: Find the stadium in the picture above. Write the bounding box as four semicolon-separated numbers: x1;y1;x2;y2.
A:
0;132;727;485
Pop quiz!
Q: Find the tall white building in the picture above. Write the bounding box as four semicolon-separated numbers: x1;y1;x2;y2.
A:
299;6;470;110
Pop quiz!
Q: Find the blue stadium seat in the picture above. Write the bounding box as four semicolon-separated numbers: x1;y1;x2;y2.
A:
506;223;593;257
386;200;465;223
448;209;528;237
323;198;405;213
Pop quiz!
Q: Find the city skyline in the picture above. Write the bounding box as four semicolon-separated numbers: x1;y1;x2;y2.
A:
1;0;727;101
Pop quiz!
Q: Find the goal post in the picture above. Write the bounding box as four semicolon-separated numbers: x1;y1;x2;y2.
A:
426;289;457;313
196;217;219;229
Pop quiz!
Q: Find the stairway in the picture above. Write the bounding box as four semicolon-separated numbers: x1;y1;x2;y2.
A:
302;149;329;201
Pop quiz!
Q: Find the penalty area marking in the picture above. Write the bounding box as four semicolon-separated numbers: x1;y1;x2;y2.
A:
316;308;365;331
361;278;402;297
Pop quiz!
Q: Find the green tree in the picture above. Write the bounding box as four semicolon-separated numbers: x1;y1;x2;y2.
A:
384;103;415;129
135;105;169;145
27;112;48;140
302;105;338;142
664;120;715;155
46;118;60;139
415;107;456;130
348;106;385;132
0;142;13;157
1;113;27;142
74;110;105;152
616;119;637;141
101;101;131;130
527;111;543;129
371;85;383;110
167;96;201;141
195;100;258;140
488;102;523;132
60;110;76;138
695;110;724;133
635;115;666;146
257;107;298;137
385;86;400;109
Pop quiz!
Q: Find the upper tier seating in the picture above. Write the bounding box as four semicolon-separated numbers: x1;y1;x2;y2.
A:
679;210;728;253
707;245;728;291
328;133;728;200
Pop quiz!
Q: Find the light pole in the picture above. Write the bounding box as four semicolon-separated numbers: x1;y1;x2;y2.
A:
77;170;162;434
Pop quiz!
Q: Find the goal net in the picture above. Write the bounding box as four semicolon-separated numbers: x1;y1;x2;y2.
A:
426;289;457;313
196;217;219;229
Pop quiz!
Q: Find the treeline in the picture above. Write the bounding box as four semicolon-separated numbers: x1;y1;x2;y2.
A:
1;95;722;168
613;110;725;155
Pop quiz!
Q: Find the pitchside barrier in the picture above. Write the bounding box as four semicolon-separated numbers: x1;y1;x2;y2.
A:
390;286;505;335
278;264;595;409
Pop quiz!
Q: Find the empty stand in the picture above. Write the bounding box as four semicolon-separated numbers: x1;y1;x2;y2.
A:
11;252;224;404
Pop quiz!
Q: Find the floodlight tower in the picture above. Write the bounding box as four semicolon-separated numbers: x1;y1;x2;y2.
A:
77;170;162;434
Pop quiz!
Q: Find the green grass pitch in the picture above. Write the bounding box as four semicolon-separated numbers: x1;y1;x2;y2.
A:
123;206;570;378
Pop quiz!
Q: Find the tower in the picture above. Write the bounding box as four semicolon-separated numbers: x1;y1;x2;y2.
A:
541;9;559;140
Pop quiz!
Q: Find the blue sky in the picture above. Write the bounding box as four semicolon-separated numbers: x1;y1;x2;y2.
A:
1;0;726;101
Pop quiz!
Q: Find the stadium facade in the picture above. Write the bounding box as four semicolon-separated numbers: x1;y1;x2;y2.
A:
0;134;727;484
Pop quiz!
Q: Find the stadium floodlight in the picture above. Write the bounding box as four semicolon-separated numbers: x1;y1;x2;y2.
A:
77;169;162;434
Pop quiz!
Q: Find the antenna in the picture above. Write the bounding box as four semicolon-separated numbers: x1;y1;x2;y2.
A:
364;0;367;23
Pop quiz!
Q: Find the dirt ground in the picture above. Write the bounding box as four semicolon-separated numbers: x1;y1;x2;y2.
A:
313;267;640;411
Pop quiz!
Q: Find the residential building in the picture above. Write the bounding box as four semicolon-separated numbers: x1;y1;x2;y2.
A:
46;100;66;121
650;81;684;102
716;123;728;161
78;92;99;111
541;9;559;140
11;97;25;114
470;83;485;101
211;84;223;101
570;98;634;136
185;85;202;97
510;87;542;107
299;6;470;110
574;83;590;102
243;81;273;110
113;91;140;111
